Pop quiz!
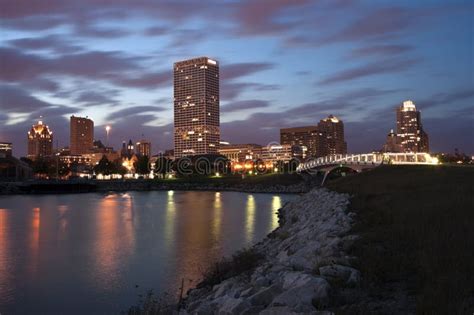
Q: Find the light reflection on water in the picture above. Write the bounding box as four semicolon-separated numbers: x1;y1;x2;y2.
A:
0;191;296;314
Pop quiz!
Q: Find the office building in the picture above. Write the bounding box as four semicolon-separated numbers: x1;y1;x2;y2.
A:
27;120;53;160
396;100;429;152
70;116;94;155
317;115;347;155
280;126;327;158
261;144;293;163
136;139;151;157
174;57;220;158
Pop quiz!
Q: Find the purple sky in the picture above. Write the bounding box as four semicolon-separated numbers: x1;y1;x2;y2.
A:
1;0;473;157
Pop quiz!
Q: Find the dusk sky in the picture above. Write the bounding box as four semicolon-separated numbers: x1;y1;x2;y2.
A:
1;0;473;157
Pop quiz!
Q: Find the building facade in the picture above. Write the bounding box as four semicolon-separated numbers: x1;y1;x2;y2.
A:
136;139;151;157
218;144;262;162
27;120;53;160
261;144;293;163
396;100;429;152
174;57;220;158
70;116;94;155
382;129;403;152
0;142;12;158
317;115;347;156
280;126;326;158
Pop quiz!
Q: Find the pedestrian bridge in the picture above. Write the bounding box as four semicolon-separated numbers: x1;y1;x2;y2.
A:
297;152;439;183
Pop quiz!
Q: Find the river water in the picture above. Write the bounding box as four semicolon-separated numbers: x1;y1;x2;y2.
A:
0;191;297;314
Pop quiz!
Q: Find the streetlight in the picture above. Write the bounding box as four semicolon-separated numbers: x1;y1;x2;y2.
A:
105;125;111;149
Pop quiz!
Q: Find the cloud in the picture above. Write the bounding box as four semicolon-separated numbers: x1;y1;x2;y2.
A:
232;0;309;35
221;62;275;81
319;58;419;85
221;100;270;113
349;44;414;58
417;88;474;110
0;85;52;112
112;71;171;89
73;23;129;38
143;26;168;36
75;91;119;106
106;106;165;121
7;35;83;54
327;7;415;43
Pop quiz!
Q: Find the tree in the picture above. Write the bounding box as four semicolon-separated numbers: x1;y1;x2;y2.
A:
94;155;115;175
113;159;128;176
32;157;51;178
134;155;150;175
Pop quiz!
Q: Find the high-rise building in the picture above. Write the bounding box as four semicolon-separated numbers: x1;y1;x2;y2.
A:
70;116;94;155
280;126;325;158
396;100;429;152
136;139;151;157
317;115;347;155
174;57;220;158
27;120;53;160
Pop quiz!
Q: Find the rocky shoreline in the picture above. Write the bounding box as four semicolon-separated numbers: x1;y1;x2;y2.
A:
181;188;362;314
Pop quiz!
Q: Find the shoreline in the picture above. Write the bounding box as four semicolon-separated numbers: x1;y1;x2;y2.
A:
178;187;362;314
0;178;313;195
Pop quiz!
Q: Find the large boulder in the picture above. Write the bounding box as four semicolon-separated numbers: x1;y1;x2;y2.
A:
249;284;282;307
318;264;361;287
272;273;330;310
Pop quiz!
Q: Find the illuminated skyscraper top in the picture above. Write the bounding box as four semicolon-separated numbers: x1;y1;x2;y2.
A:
174;57;220;158
27;120;53;160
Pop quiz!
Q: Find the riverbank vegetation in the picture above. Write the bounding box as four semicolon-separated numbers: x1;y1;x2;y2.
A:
327;165;474;313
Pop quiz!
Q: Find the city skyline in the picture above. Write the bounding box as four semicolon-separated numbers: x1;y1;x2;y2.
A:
1;0;473;157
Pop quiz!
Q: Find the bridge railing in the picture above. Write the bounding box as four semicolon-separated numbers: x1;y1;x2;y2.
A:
297;152;439;172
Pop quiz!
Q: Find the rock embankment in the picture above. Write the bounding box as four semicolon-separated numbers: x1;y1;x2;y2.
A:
183;188;359;314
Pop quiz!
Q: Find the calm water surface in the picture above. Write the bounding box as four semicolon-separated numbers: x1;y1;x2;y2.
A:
0;191;296;314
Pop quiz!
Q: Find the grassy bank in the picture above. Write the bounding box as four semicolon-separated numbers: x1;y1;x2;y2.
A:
327;165;474;313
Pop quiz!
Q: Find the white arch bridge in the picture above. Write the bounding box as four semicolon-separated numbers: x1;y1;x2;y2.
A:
296;152;440;185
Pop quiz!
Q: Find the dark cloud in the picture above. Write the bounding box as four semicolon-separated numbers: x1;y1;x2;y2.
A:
112;71;171;89
221;100;270;113
221;62;275;81
23;78;60;93
319;58;419;85
75;91;118;106
106;106;165;121
143;26;168;36
349;44;414;58
221;82;280;102
74;23;129;38
7;35;83;54
0;85;52;112
232;0;309;35
326;7;415;43
0;46;172;91
417;88;474;110
0;47;139;83
221;82;254;101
